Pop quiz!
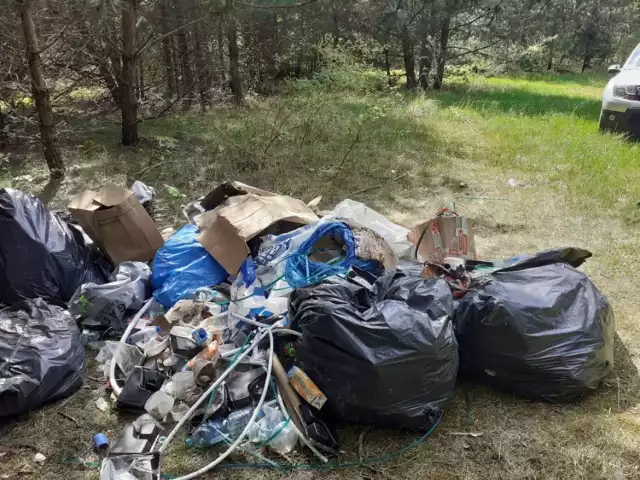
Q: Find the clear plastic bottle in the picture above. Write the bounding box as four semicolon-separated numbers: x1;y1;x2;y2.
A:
185;406;261;447
223;406;261;439
185;420;225;447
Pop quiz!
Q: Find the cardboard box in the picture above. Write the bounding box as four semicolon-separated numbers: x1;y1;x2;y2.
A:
195;187;319;275
408;211;476;263
68;184;164;264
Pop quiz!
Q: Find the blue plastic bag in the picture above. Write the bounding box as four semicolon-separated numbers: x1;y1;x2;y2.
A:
151;225;228;307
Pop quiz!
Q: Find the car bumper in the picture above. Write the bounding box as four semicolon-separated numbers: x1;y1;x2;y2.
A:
601;108;640;136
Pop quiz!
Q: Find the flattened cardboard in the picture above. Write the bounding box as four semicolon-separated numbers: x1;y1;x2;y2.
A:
68;184;164;264
200;181;275;211
409;214;476;263
196;192;319;274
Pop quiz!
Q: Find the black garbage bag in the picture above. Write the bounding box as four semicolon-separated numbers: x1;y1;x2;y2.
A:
454;248;614;401
0;298;85;419
290;270;458;430
0;189;110;306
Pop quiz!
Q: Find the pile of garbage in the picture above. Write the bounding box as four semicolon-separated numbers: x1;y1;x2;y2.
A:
0;181;615;479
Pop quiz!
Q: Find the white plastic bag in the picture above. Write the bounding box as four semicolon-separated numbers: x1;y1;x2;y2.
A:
326;199;413;259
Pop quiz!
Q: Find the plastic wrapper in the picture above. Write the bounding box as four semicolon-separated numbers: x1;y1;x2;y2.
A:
151;225;228;307
0;188;110;306
0;298;85;418
69;262;151;330
453;248;615;401
290;270;458;430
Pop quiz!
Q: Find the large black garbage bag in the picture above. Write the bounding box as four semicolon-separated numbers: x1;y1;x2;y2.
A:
290;271;458;430
0;189;110;305
0;298;85;419
454;248;614;401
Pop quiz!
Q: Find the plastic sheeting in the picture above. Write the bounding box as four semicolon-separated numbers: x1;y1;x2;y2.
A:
326;199;414;259
454;248;615;401
151;225;228;307
0;298;85;419
290;271;458;430
0;188;110;306
69;262;151;329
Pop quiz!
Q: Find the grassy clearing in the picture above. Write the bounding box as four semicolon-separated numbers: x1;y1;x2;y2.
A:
2;71;640;479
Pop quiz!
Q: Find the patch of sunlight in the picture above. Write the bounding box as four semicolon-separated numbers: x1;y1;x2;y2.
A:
68;86;107;101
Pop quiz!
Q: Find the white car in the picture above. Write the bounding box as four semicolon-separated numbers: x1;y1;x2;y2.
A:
600;44;640;135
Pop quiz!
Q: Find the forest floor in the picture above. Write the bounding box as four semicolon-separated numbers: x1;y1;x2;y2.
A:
2;71;640;480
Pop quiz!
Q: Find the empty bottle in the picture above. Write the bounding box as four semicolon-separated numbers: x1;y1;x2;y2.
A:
183;341;220;371
185;420;225;447
185;406;261;447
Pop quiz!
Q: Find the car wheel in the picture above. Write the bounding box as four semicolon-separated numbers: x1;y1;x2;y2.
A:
599;111;608;132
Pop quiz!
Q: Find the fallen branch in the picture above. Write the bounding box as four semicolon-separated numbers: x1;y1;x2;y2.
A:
58;411;80;427
330;124;363;180
134;160;174;179
353;172;409;196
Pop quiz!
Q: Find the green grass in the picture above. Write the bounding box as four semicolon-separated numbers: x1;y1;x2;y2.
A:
3;70;640;480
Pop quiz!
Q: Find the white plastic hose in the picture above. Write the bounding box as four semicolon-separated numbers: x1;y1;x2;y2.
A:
159;327;270;453
109;298;154;396
164;328;275;480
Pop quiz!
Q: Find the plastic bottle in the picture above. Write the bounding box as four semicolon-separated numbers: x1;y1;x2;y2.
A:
185;420;225;447
183;341;220;371
191;328;210;346
185;406;261;448
223;406;262;439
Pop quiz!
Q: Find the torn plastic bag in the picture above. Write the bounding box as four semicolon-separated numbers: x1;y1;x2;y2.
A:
0;298;85;419
326;199;414;259
256;220;395;290
69;262;151;330
0;188;110;306
290;271;458;430
453;248;615;401
151;225;228;307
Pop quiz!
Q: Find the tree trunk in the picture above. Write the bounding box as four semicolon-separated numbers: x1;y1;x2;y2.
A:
99;62;121;107
227;0;243;104
217;20;226;88
160;0;175;98
433;12;451;90
137;55;145;101
402;25;416;90
193;22;210;110
581;54;592;73
120;0;138;146
174;0;193;108
17;0;64;178
384;48;392;87
418;39;432;90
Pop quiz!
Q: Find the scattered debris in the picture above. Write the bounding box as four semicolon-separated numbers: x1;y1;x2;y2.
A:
0;181;616;479
95;397;110;412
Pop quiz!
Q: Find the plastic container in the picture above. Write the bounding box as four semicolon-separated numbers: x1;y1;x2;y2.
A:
142;335;169;357
183;342;220;371
144;390;174;420
170;403;190;422
169;371;199;401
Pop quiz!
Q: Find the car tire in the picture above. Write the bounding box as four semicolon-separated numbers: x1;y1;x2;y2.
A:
599;110;608;132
